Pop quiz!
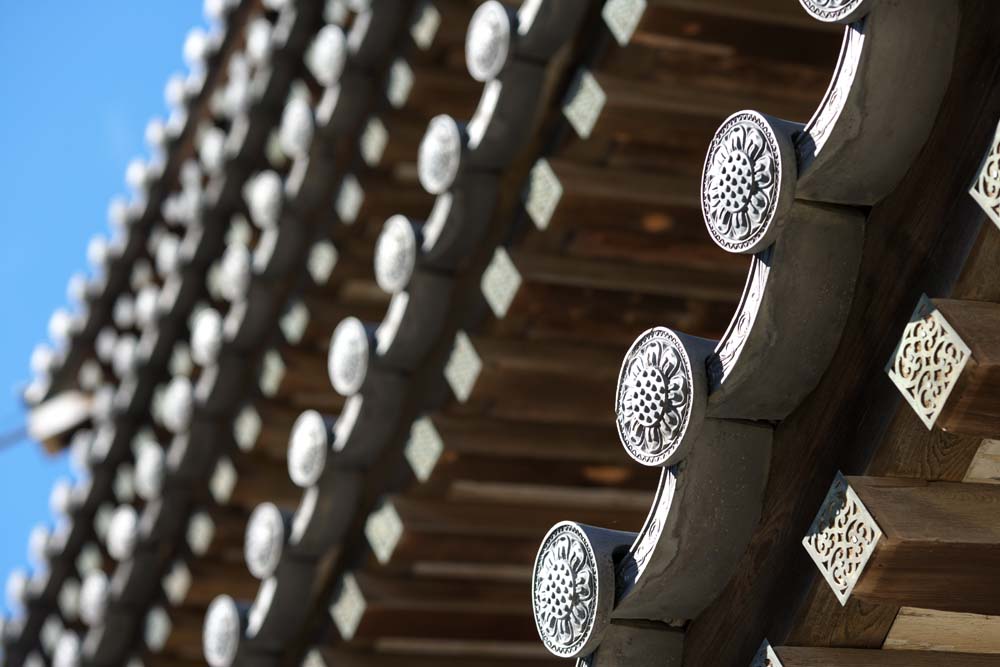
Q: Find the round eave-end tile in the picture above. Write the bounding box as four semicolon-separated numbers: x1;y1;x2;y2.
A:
244;503;286;580
465;1;513;82
532;522;611;659
799;0;872;24
374;215;419;294
615;328;704;467
280;96;315;159
247;170;284;228
204;596;241;667
191;308;223;366
418;115;463;196
52;633;81;667
107;505;139;561
162;376;194;435
79;571;109;627
701;110;795;254
307;25;347;87
135;445;165;501
219;243;252;302
328;317;371;397
288;410;332;488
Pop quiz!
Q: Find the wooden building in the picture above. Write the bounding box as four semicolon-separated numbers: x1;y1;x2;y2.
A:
7;0;1000;665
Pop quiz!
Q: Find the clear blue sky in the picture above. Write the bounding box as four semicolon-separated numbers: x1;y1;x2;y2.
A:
0;1;201;615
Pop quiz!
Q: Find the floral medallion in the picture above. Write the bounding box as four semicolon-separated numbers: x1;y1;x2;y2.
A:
328;317;371;397
203;596;241;667
465;1;511;82
374;215;418;294
532;523;600;658
418;115;463;195
288;410;331;488
244;503;285;580
702;111;792;253
616;328;696;466
799;0;871;24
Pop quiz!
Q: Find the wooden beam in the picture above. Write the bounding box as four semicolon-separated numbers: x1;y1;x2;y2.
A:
883;607;1000;654
423;414;627;464
443;332;620;426
803;475;1000;614
307;645;555;667
510;248;744;303
480;248;738;345
328;572;539;644
887;298;1000;438
646;0;827;30
363;495;647;575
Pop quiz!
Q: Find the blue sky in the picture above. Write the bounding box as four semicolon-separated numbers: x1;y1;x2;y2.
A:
0;2;201;614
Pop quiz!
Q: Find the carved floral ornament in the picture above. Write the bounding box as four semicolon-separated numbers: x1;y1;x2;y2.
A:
374;215;418;295
465;1;512;82
288;410;332;488
798;0;873;24
701;111;795;254
244;503;285;580
418;115;463;196
532;522;613;659
615;328;706;467
328;317;372;397
203;596;241;667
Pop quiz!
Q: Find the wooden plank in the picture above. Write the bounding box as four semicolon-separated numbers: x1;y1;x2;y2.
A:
884;608;1000;654
310;645;558;667
964;440;1000;484
774;645;1000;666
493;282;734;344
868;409;984;485
647;0;831;30
511;249;744;303
426;414;628;463
594;70;820;126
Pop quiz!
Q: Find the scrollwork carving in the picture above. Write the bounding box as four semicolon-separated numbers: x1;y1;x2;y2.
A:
970;120;1000;230
886;295;971;429
802;473;882;605
751;641;782;667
